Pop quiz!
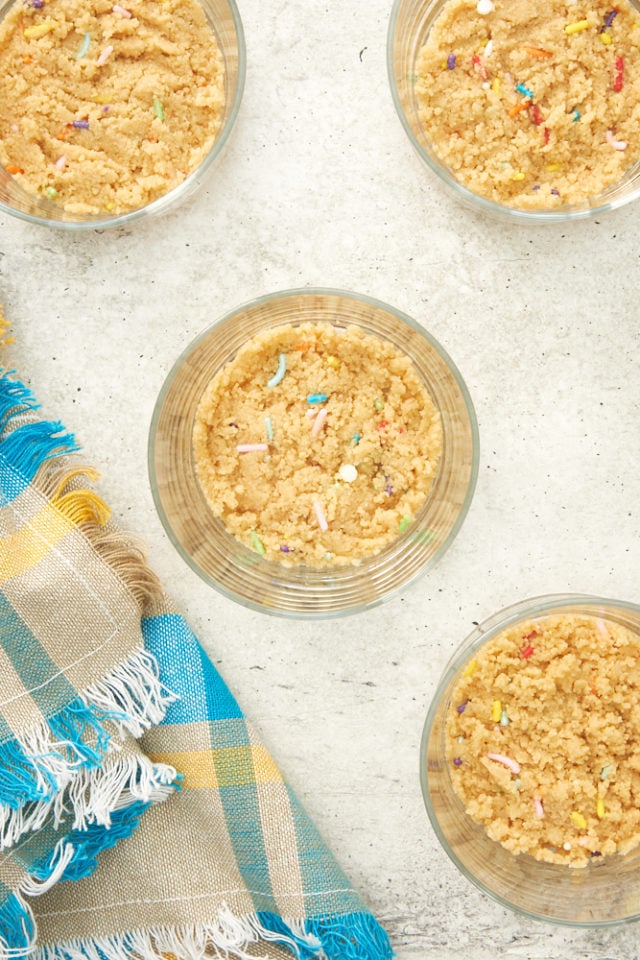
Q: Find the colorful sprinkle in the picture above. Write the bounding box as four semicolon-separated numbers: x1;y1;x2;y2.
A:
521;644;534;659
546;162;562;172
237;443;269;453
601;9;618;31
76;32;91;59
453;757;463;766
72;119;90;129
491;700;502;723
374;397;384;411
398;515;412;533
550;187;560;195
564;19;591;34
447;53;456;69
600;31;612;44
534;798;545;819
153;97;166;121
516;82;534;99
338;463;358;483
456;701;468;714
267;353;286;388
476;0;494;13
531;103;543;125
511;171;525;181
5;164;24;175
24;21;56;39
596;797;606;819
280;545;292;553
313;498;329;532
352;433;361;445
44;186;57;198
491;77;501;94
310;408;328;438
544;126;550;144
326;355;340;369
97;44;114;65
523;45;553;58
514;778;522;791
264;417;274;441
600;764;614;780
307;393;328;404
55;155;67;170
613;55;624;92
112;3;132;15
463;659;477;678
484;39;493;57
606;129;627;150
508;98;531;117
487;753;521;775
500;709;509;727
571;811;587;829
250;531;266;556
572;109;581;121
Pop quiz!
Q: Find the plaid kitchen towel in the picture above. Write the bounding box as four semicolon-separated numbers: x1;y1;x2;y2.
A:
0;345;393;959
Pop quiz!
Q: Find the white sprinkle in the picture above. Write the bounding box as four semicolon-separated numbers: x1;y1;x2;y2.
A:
482;81;490;89
487;752;521;775
112;3;132;16
338;464;358;483
563;842;572;851
310;407;328;438
606;129;627;151
534;798;545;819
484;39;494;57
313;498;329;531
236;443;268;453
477;0;494;14
97;44;114;65
55;155;67;170
306;408;317;418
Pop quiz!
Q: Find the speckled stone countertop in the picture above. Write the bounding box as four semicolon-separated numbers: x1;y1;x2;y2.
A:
2;1;640;956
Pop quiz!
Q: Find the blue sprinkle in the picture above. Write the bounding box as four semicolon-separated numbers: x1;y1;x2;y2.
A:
516;83;534;99
307;393;328;404
447;53;456;69
267;353;286;388
72;120;90;129
352;433;361;445
572;109;581;122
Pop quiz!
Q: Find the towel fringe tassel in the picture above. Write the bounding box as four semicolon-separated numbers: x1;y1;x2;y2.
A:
0;890;36;959
0;648;176;847
26;908;393;960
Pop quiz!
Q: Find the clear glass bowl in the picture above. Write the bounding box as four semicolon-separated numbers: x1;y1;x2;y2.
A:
420;593;640;925
387;0;640;222
148;288;479;618
0;0;245;230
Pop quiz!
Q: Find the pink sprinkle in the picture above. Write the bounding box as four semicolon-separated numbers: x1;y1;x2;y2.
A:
112;3;132;16
97;44;114;65
534;798;545;819
310;407;328;438
55;155;67;170
487;753;521;775
606;129;627;151
236;443;268;453
313;498;328;531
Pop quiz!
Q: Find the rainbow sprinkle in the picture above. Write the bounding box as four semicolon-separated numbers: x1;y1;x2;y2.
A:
76;32;91;59
153;97;166;121
250;531;266;556
267;353;286;388
564;19;591;34
571;811;587;829
313;498;329;532
487;753;521;775
307;393;328;403
447;53;456;69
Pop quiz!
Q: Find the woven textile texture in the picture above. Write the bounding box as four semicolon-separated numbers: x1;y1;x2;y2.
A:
0;370;393;960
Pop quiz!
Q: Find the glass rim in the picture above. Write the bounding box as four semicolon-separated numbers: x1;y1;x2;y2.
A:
148;286;480;619
419;592;640;926
386;0;640;224
0;0;246;231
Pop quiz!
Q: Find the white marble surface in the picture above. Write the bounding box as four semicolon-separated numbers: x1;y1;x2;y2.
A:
2;0;640;956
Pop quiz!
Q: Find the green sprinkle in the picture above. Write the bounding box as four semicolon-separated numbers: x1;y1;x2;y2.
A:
250;531;266;556
76;32;91;59
153;97;165;121
398;515;412;533
45;186;58;198
374;397;384;411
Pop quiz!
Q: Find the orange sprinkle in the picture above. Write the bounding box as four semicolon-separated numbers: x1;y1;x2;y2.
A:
293;341;314;352
508;98;531;117
55;124;72;141
22;54;33;64
523;46;553;58
5;164;24;175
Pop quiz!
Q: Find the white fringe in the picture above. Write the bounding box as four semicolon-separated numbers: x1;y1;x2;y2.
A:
20;843;75;898
0;647;177;852
32;908;325;960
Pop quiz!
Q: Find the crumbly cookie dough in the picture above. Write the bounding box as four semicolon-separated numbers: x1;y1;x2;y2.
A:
193;322;443;567
0;0;225;215
415;0;640;209
448;614;640;867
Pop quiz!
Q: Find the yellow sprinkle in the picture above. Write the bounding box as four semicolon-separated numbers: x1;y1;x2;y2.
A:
600;31;612;44
326;355;340;369
546;163;562;172
564;19;590;34
491;700;502;722
596;797;605;819
571;811;587;829
24;21;56;39
105;201;115;211
92;94;112;104
491;77;501;94
463;659;477;677
511;172;525;181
